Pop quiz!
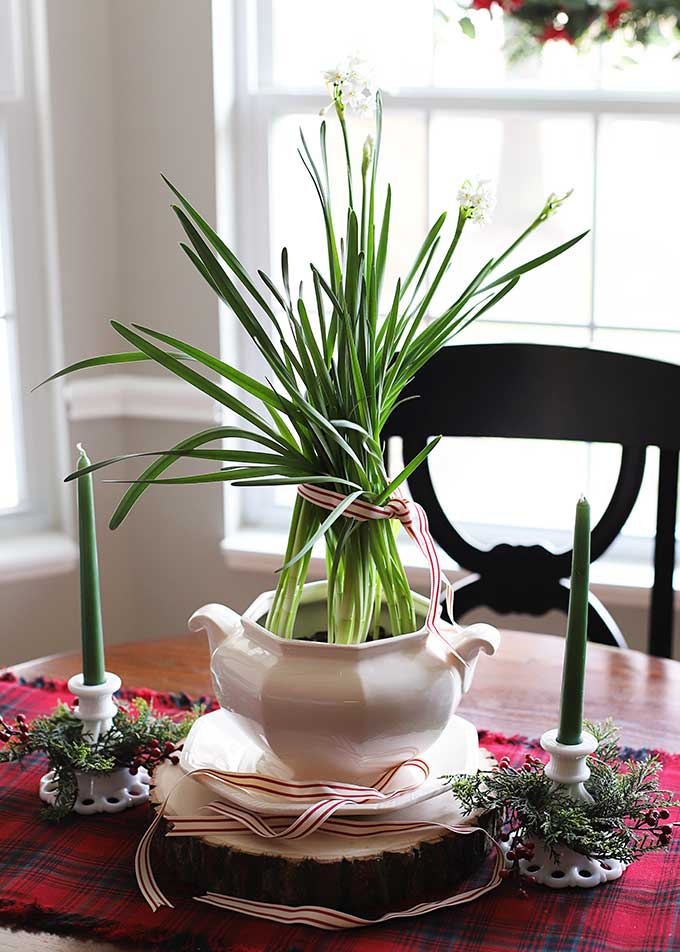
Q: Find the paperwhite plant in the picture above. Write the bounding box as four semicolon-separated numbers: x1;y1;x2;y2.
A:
457;178;497;226
324;54;377;118
47;56;585;646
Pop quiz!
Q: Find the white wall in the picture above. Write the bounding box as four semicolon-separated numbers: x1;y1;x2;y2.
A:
44;0;120;362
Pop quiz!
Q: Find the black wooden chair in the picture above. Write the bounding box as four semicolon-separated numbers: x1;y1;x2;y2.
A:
384;344;680;658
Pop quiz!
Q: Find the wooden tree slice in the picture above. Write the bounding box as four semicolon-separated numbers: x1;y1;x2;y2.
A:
150;750;497;919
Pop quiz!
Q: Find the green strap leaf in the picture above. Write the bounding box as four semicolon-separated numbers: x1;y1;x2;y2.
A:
110;321;279;441
33;352;190;391
64;438;304;482
234;475;363;489
107;465;290;486
399;213;447;301
108;426;243;528
478;231;589;293
375;184;391;300
130;322;294;416
163;175;284;334
374;435;442;505
278;489;364;572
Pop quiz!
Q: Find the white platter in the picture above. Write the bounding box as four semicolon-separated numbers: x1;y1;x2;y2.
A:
180;708;479;817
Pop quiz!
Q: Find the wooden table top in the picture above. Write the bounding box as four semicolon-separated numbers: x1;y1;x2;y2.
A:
5;628;680;952
10;628;680;752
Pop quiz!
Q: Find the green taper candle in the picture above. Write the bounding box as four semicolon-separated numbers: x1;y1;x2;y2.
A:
76;444;106;685
557;495;591;746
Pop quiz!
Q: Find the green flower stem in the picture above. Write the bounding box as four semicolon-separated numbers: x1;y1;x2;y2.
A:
370;575;382;640
267;495;318;638
387;524;417;631
336;106;354;210
330;529;366;644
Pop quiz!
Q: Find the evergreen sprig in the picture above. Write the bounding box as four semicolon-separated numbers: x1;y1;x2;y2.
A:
0;699;198;820
445;721;679;872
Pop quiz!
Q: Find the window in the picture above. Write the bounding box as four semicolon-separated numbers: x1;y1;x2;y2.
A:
0;0;61;540
228;0;680;572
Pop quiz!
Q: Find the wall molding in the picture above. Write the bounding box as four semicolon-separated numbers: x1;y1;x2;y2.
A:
0;532;78;584
64;374;217;423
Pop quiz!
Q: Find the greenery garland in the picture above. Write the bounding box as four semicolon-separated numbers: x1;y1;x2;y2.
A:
445;0;680;60
0;698;198;820
445;722;678;891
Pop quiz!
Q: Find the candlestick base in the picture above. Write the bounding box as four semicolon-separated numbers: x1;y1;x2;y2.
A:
500;837;625;888
68;671;121;743
515;727;624;887
39;766;150;814
540;728;598;802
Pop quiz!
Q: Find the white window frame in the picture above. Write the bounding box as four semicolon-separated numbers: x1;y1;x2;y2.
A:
222;0;680;581
0;0;71;560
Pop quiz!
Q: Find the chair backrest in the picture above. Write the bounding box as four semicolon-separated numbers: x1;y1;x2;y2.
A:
384;344;680;657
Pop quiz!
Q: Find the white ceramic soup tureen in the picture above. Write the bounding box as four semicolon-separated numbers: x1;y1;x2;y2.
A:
189;580;499;784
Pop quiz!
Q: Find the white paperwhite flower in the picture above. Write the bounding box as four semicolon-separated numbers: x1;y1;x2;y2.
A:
457;178;496;226
323;54;377;118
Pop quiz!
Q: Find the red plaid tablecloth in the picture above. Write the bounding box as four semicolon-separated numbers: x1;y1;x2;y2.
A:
0;674;679;952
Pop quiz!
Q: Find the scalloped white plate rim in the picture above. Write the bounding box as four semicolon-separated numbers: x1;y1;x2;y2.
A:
179;708;479;817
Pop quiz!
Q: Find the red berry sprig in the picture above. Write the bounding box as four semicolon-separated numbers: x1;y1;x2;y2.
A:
0;713;31;750
129;738;184;775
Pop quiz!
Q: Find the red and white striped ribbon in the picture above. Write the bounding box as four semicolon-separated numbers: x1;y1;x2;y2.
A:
195;826;503;930
136;758;427;909
298;483;460;657
135;758;502;928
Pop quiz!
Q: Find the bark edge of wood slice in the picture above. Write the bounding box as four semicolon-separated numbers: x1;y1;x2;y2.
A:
149;749;499;919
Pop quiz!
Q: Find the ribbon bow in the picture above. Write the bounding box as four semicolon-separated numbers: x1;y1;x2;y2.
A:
297;483;462;657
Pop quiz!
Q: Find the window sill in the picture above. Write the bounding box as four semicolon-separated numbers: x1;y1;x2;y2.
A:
0;532;78;584
221;529;658;610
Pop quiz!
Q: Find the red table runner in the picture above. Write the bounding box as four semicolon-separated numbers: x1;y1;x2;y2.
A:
0;674;679;952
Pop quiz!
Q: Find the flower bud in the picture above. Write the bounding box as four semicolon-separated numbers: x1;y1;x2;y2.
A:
537;189;573;225
362;135;374;177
